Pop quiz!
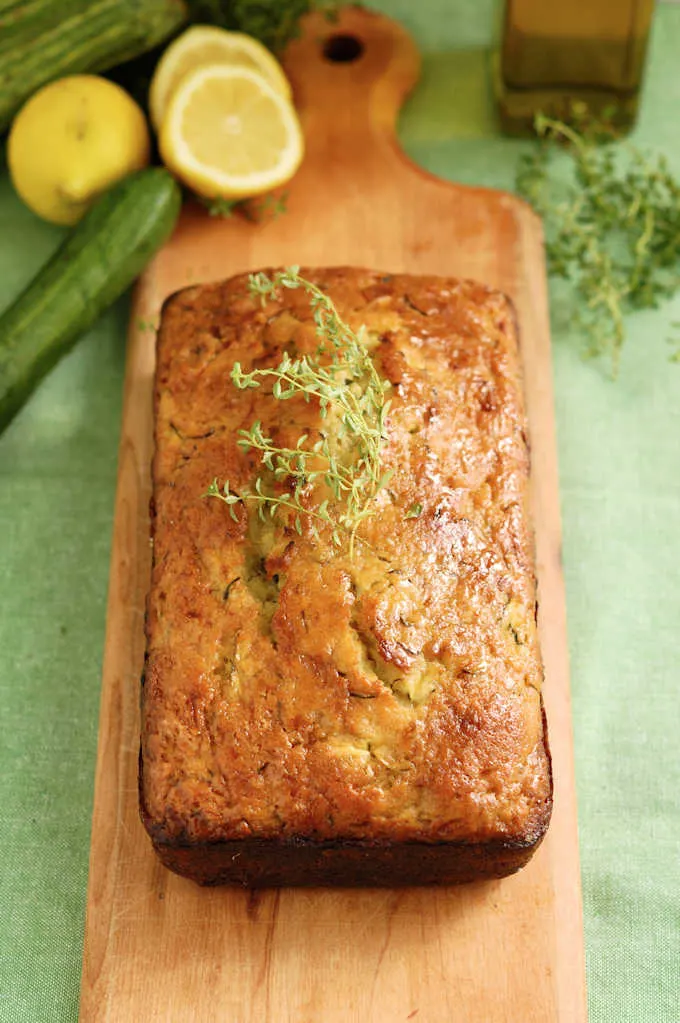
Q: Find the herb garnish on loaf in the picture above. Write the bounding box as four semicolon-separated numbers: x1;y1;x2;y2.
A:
206;268;393;551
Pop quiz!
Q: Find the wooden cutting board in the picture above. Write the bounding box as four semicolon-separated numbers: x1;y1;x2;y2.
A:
79;8;587;1021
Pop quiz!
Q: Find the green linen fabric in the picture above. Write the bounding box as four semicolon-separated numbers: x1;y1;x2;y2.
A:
0;2;678;1020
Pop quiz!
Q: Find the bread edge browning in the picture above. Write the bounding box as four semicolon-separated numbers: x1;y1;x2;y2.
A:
139;709;552;887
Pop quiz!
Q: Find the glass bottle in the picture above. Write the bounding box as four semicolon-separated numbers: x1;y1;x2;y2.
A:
494;0;656;135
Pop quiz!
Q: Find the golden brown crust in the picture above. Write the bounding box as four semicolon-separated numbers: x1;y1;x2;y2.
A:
140;267;552;885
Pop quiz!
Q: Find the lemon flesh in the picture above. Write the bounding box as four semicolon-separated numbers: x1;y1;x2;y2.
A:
160;65;303;200
150;25;292;131
8;75;150;226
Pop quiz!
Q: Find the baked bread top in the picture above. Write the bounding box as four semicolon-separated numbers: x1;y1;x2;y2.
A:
142;268;552;851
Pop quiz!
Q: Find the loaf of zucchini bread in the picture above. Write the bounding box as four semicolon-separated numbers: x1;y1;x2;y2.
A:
140;267;552;886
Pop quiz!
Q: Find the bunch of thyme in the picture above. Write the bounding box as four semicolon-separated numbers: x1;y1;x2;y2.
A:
516;111;680;374
190;0;339;52
207;268;392;549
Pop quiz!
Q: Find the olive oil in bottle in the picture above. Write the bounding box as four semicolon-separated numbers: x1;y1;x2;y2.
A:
494;0;655;134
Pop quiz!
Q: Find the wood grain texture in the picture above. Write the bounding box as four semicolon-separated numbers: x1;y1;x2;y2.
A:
79;8;587;1021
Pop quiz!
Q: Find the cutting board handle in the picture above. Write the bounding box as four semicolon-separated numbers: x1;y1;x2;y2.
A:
283;7;420;144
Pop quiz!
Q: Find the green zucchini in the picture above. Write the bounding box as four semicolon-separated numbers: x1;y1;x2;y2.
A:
0;167;181;433
0;0;188;131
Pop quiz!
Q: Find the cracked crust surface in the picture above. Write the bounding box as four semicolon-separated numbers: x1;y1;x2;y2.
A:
140;267;552;885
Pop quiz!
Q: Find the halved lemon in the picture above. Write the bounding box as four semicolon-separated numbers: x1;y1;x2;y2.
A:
149;25;292;130
159;65;304;200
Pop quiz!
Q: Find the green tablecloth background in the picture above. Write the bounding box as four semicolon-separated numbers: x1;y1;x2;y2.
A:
1;2;678;1020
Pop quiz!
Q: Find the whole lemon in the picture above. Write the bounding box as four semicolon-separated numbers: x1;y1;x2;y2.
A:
8;75;151;226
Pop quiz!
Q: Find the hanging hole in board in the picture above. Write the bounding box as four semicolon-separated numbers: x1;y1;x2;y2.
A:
323;34;365;63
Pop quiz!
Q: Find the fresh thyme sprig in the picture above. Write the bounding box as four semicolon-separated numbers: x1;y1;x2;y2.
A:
201;191;288;222
251;192;288;221
189;0;339;53
202;196;241;219
516;111;680;375
207;268;392;549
